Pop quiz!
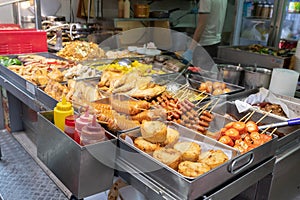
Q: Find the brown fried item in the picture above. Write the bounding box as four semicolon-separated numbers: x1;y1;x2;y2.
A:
174;142;201;162
153;148;182;170
178;161;211;178
141;121;167;143
163;127;180;147
198;150;229;168
134;137;160;154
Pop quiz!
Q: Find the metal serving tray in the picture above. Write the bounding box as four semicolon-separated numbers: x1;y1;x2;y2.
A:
118;121;269;200
37;111;117;199
188;76;245;96
217;46;291;69
0;52;67;97
213;101;296;153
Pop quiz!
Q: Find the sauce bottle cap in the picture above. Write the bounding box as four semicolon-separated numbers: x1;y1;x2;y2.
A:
56;96;72;111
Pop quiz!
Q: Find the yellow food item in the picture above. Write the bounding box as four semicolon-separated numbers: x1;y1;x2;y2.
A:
153;148;182;170
198;150;229;168
134;137;160;154
178;161;211;178
174;142;201;162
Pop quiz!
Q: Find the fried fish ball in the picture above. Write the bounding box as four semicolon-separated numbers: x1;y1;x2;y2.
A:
198;150;229;168
134;137;160;154
174;142;201;162
178;161;211;178
163;127;180;147
153;148;182;170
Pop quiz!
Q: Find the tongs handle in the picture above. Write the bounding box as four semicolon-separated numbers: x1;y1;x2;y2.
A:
258;117;300;130
287;117;300;126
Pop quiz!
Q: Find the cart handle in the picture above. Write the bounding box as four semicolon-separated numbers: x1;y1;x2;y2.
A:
228;151;254;174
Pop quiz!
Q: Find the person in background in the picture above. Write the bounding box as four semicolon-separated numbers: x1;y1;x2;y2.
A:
183;0;228;70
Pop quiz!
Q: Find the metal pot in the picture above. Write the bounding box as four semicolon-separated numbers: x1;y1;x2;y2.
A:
243;67;272;89
217;64;244;85
149;8;180;18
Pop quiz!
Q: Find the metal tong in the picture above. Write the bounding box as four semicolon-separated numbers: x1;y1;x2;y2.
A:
258;118;300;130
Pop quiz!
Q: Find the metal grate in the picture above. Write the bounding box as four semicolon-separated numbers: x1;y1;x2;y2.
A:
0;130;68;200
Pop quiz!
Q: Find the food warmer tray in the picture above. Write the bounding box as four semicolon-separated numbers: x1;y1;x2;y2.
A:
217;45;291;69
0;52;67;98
117;119;277;199
188;76;245;97
213;101;299;153
37;111;117;199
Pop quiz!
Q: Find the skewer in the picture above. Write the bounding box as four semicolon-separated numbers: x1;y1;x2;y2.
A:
244;110;256;123
97;120;109;124
239;112;251;122
260;125;272;135
269;127;277;136
197;100;213;117
256;110;272;124
178;88;190;101
209;98;221;113
173;84;189;98
195;94;209;106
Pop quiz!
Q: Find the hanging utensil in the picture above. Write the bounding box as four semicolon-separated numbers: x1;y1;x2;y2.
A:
258;118;300;130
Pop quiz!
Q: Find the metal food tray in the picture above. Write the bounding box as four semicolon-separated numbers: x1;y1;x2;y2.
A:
213;101;296;153
37;111;117;199
90;94;141;134
0;52;68;97
188;76;245;96
117;121;273;199
217;45;291;69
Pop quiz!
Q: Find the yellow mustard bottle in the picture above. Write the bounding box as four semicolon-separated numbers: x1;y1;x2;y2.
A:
54;96;74;131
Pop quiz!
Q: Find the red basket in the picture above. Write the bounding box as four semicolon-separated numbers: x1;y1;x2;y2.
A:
0;29;47;55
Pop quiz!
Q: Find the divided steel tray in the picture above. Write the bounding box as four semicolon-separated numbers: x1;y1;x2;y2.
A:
117;119;277;199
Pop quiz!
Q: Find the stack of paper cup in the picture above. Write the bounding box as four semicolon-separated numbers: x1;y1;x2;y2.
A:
294;40;300;73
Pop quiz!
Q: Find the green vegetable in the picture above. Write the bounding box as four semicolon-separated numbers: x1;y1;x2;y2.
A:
0;56;22;66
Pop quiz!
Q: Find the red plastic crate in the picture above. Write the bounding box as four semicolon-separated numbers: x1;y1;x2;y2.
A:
0;29;47;55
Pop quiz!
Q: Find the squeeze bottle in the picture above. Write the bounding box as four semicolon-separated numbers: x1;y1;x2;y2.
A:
54;96;74;131
124;0;130;18
74;109;93;144
80;115;106;146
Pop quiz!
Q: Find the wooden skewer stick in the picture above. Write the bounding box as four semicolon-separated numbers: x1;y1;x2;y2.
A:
260;125;272;135
269;127;277;136
256;110;272;124
244;110;256;123
173;84;189;98
197;100;213;116
178;88;190;101
209;98;221;113
239;112;251;122
195;94;209;106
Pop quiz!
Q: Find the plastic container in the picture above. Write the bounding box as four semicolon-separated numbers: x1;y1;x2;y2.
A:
74;110;93;144
118;0;124;18
64;115;77;139
0;29;47;55
80;115;106;146
54;96;74;131
124;0;130;18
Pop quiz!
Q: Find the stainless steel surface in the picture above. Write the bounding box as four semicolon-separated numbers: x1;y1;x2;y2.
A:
269;139;300;200
21;15;36;29
217;46;291;69
213;101;300;152
118;121;261;199
243;67;272;89
217;64;244;85
37;111;117;199
188;76;245;96
206;157;276;200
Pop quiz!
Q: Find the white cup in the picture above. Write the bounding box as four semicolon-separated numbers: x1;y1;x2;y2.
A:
269;68;299;97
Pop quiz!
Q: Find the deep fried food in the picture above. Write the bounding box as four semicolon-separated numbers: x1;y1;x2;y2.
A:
174;142;201;162
198;150;229;168
178;161;211;178
153;148;182;170
141;120;167;143
134;137;160;154
163;127;180;147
